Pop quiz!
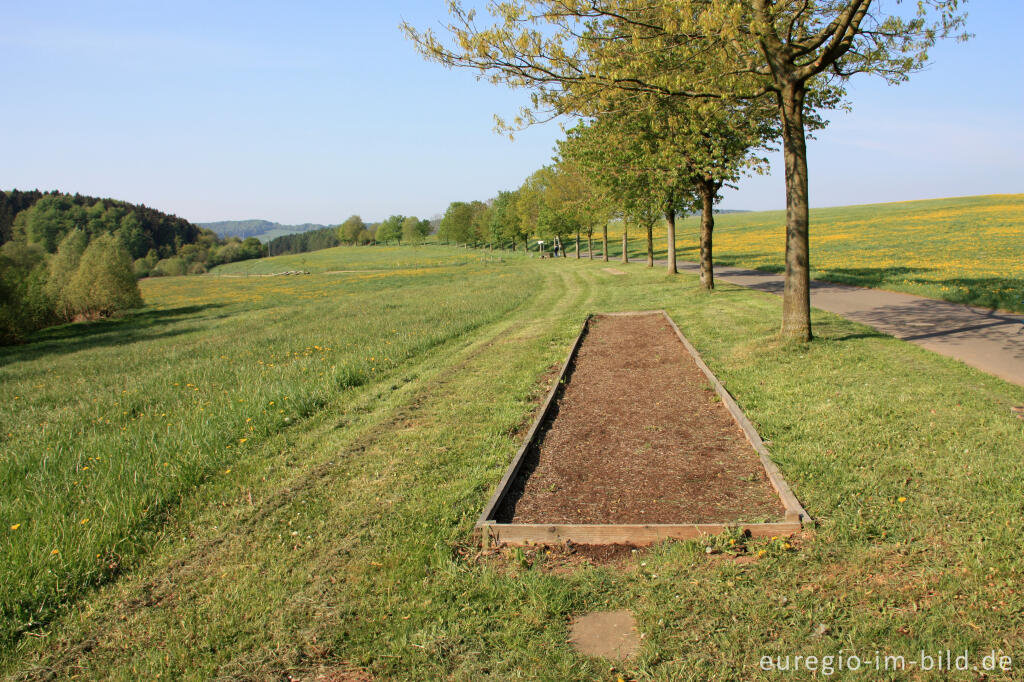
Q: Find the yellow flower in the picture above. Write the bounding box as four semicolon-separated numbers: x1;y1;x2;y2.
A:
9;524;20;531
80;518;89;525
224;468;231;474
238;438;247;443
897;497;907;503
51;549;59;555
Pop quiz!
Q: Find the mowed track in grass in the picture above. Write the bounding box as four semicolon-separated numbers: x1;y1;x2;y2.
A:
2;246;1023;680
596;194;1024;313
0;246;539;649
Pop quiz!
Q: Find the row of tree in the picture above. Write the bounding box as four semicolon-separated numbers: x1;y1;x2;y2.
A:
266;214;435;257
406;0;968;341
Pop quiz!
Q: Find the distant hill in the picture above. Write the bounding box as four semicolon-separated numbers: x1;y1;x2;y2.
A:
199;219;332;242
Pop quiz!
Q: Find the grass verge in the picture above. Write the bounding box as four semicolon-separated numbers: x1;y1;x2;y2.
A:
2;248;1022;680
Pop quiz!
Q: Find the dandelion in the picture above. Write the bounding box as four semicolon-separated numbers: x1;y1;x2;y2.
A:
9;524;20;531
80;518;89;525
51;549;59;555
239;438;247;443
897;496;907;503
224;468;232;474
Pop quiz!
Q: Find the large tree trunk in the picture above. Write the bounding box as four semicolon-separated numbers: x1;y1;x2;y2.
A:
602;224;608;262
646;222;653;267
698;182;715;290
665;208;677;274
621;224;628;263
575;230;580;258
588;233;593;259
779;82;812;342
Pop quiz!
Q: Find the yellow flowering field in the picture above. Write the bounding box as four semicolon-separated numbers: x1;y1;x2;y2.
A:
605;194;1024;311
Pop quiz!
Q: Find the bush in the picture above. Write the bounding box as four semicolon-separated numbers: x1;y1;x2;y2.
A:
47;229;89;320
0;241;54;342
63;234;143;318
151;257;187;277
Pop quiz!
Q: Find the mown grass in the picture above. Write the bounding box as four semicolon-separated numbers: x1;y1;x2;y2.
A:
0;246;537;650
590;194;1024;312
2;247;1023;680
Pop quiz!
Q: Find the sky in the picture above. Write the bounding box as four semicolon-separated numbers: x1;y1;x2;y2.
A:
1;1;1021;225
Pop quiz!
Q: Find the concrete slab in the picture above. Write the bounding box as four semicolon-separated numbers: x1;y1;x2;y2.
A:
569;610;641;660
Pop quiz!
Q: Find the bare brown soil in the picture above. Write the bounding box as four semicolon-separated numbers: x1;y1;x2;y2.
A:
496;313;785;524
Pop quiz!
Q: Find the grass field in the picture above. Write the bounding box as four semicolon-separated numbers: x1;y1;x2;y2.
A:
2;245;1023;680
591;194;1024;313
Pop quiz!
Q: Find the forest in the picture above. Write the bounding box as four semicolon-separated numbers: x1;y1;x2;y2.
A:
0;190;265;343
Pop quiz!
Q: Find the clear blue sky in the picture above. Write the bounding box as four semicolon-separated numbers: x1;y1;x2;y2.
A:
1;1;1021;225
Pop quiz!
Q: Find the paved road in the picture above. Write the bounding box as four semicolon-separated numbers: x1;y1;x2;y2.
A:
588;254;1024;386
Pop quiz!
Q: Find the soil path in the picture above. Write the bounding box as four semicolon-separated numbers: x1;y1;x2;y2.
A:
499;314;785;524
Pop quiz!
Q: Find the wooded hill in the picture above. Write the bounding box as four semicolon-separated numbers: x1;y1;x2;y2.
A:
0;189;267;343
199;219;331;242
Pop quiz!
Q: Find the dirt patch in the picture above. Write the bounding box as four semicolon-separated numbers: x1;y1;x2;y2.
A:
602;268;627;275
496;314;785;524
569;610;641;660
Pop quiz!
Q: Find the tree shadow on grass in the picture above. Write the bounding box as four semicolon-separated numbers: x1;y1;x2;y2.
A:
814;268;1024;314
0;304;227;366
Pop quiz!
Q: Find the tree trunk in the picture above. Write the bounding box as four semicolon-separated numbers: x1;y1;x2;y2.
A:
779;82;812;342
588;234;593;259
646;222;653;267
698;182;715;291
575;230;580;258
665;208;677;274
602;224;608;262
621;225;628;264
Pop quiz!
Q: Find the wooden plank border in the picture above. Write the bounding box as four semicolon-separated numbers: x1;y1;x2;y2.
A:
475;310;811;547
476;314;593;530
658;310;812;526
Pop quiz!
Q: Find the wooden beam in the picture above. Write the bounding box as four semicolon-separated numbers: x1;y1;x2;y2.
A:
483;521;802;546
660;310;812;526
475;314;592;526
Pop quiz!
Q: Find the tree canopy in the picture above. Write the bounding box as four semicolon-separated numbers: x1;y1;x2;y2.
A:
405;0;969;339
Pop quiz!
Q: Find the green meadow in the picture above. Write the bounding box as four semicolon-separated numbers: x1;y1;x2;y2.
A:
2;245;1023;680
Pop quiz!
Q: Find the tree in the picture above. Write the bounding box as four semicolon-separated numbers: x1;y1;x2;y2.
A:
405;0;968;340
338;215;366;244
557;115;693;273
64;234;143;318
402;215;424;244
0;241;53;342
46;229;89;319
438;202;475;244
488;190;521;250
376;215;405;244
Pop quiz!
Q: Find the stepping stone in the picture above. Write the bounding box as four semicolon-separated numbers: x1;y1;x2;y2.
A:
569;609;641;659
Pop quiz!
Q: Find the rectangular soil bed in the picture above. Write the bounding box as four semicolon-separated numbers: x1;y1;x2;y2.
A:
476;311;810;547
